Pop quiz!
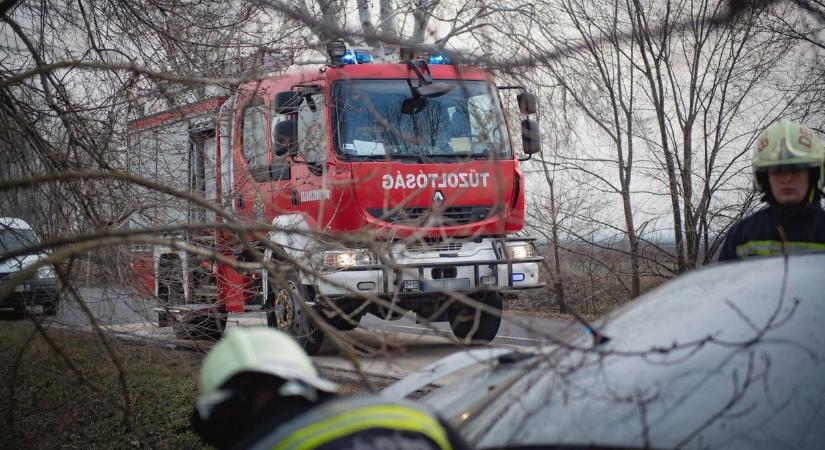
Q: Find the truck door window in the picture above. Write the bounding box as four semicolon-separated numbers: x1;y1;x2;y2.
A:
242;99;267;166
189;128;216;223
297;93;326;166
468;92;504;146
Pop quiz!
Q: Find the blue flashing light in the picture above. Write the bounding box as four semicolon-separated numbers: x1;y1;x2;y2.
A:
511;273;526;282
428;53;450;64
340;51;357;65
355;51;373;63
340;50;373;65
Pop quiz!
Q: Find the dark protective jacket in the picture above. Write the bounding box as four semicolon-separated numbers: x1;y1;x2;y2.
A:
719;203;825;261
243;395;468;450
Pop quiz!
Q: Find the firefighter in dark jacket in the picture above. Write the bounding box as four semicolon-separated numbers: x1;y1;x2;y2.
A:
191;327;468;450
719;120;825;261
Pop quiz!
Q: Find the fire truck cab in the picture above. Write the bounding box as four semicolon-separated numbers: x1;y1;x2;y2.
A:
133;44;545;353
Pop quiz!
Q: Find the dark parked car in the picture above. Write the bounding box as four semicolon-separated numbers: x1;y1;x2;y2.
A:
385;253;825;449
0;217;60;315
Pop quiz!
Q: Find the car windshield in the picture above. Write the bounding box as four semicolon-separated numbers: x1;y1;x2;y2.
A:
332;79;511;161
0;228;40;256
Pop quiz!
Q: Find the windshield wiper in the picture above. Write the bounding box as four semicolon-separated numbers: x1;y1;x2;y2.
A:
424;153;470;158
347;154;425;163
346;155;424;164
425;152;500;161
345;154;387;162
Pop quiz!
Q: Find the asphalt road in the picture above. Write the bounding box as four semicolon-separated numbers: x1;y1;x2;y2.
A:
359;312;576;347
16;287;577;346
1;287;578;380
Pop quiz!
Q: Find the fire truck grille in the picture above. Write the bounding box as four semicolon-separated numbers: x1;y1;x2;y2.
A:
404;242;463;253
367;206;493;226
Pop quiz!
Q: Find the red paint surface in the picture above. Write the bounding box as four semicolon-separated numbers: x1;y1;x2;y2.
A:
128;97;227;130
128;253;155;298
217;260;247;313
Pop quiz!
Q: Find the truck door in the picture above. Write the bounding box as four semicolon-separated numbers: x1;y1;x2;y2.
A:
236;94;292;224
189;127;216;225
284;90;332;227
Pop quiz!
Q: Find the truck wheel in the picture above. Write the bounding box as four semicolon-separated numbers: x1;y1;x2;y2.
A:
157;258;185;331
42;297;60;316
448;292;502;344
13;301;26;316
157;261;184;306
266;274;324;355
173;312;226;341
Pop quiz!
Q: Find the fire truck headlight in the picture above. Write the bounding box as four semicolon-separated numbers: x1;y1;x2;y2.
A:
35;264;57;279
321;249;375;270
504;242;536;260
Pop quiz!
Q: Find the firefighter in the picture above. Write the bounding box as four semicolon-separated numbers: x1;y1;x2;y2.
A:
719;120;825;261
192;327;468;450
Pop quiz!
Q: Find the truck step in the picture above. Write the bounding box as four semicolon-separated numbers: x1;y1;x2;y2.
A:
193;286;218;293
193;285;218;303
243;304;266;313
154;303;220;315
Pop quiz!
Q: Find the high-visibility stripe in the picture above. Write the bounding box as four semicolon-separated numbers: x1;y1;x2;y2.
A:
271;405;452;450
736;240;825;258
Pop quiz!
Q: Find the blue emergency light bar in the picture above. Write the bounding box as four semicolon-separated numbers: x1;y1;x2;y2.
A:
327;41;374;66
340;50;373;65
428;53;450;64
326;40;450;66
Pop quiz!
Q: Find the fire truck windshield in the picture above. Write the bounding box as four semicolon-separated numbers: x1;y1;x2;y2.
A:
332;80;511;162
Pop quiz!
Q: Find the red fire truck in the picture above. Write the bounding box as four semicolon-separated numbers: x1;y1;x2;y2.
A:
127;44;545;353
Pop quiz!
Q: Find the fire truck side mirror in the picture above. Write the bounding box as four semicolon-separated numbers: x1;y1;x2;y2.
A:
417;82;451;98
274;91;302;115
521;119;541;155
401;97;426;115
273;120;298;157
517;92;538;115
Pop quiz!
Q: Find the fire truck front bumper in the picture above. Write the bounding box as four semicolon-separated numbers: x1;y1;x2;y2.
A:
308;238;545;299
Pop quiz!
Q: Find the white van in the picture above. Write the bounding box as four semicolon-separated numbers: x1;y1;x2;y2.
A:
0;217;60;314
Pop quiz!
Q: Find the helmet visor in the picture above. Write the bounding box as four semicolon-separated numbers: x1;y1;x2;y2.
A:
758;163;819;172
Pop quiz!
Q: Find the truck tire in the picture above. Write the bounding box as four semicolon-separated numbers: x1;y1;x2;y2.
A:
156;257;222;341
448;292;502;344
157;258;184;307
173;312;226;341
42;297;60;316
266;273;324;355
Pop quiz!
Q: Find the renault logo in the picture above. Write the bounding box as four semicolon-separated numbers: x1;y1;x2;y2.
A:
433;190;445;207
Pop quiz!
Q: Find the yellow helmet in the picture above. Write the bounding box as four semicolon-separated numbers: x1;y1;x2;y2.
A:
752;120;824;194
199;327;336;405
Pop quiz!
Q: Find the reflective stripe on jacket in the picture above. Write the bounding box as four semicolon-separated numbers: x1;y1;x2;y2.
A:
249;396;459;450
719;203;825;261
735;240;825;259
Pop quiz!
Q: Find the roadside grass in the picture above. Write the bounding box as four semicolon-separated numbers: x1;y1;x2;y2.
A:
0;320;209;450
511;242;676;319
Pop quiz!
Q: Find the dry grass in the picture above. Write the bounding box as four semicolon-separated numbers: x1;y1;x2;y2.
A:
0;319;379;450
0;320;208;450
509;243;673;319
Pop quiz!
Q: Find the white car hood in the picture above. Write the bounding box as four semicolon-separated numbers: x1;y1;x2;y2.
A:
0;253;46;274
